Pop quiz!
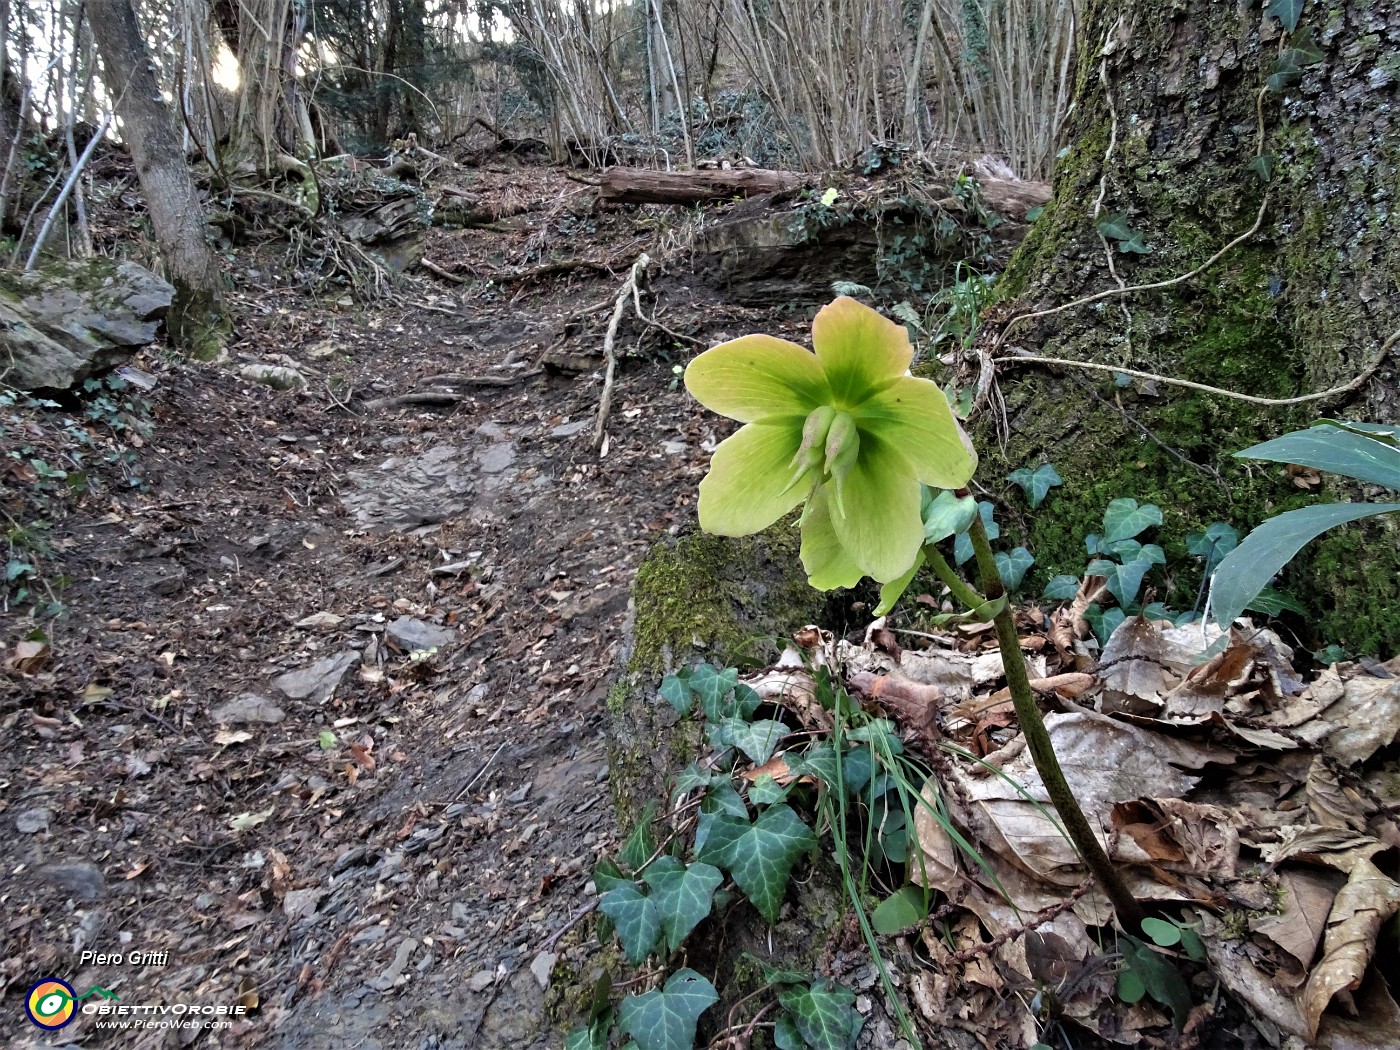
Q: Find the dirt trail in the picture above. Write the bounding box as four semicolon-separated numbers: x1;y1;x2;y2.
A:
0;176;779;1047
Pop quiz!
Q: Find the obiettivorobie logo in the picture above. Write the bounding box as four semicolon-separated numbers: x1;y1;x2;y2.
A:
25;978;120;1029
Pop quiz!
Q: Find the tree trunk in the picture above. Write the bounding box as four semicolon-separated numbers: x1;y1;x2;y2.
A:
986;0;1400;654
599;165;804;205
88;0;228;359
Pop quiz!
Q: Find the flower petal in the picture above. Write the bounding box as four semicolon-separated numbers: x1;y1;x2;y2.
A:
829;433;925;582
697;422;810;535
685;335;830;423
853;376;978;488
811;297;912;409
800;484;865;590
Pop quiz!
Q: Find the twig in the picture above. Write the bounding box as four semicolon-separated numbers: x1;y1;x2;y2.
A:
25;112;114;269
1002;325;1397;407
420;258;473;284
593;253;650;453
540;900;599;952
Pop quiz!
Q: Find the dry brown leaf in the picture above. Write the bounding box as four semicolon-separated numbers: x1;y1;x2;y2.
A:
1315;973;1400;1050
1320;675;1400;765
8;639;50;674
214;729;253;746
1253;867;1341;969
1260;828;1389;874
1111;797;1240;877
1300;858;1400;1038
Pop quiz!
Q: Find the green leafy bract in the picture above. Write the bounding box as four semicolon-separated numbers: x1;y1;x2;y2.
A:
1007;463;1063;508
617;968;719;1050
1102;498;1163;543
642;857;724;952
713;803;815;922
922;488;979;541
598;882;662;964
778;980;864;1050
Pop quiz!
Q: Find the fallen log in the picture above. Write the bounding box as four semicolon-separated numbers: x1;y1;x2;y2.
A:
599;166;804;205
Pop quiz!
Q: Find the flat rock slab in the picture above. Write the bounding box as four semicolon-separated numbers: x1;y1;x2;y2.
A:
386;616;456;652
341;444;478;530
38;860;105;901
211;693;287;724
272;652;358;703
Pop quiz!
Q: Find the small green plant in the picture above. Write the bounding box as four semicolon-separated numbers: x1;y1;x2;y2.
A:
1115;917;1206;1028
1209;421;1400;628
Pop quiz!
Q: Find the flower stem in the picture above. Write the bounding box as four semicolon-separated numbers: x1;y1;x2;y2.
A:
965;515;1146;934
922;545;985;609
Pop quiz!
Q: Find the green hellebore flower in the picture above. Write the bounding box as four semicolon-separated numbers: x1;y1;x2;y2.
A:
684;296;977;586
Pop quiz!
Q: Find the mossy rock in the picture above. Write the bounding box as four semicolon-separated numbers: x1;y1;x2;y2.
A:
607;525;826;829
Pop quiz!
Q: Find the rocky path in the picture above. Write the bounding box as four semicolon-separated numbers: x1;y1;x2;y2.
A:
2;263;743;1048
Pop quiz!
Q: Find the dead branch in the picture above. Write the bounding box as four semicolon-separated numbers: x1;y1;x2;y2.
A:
593;253;650;453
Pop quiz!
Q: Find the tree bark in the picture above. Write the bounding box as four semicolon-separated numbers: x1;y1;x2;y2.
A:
88;0;228;359
600;166;803;205
986;0;1400;654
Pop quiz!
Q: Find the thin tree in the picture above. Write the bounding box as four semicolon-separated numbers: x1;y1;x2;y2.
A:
88;0;228;358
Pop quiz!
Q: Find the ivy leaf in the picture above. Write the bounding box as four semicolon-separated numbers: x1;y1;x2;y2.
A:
1102;498;1163;543
1096;212;1136;241
598;882;662;965
618;968;719;1050
1007;463;1063;508
773;1015;806;1050
703;779;751;819
872;885;928;935
722;804;816;922
711;717;790;766
620;803;658;871
995;546;1035;590
747;773;787;805
1265;0;1304;33
1187;522;1239;572
594;855;629;893
694;812;750;866
642;857;724;951
688;664;740;720
778;980;864;1050
565;1019;610;1050
846;719;902;753
672;763;713;797
659;674;693;715
1042;574;1080;600
954;501;999;565
1083;604;1127;646
1087;557;1153;607
1248;153;1276;183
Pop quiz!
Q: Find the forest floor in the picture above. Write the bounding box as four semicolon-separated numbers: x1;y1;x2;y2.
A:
5;154;1399;1050
1;161;815;1049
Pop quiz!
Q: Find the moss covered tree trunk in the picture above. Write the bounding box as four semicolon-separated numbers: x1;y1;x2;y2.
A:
988;0;1400;653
